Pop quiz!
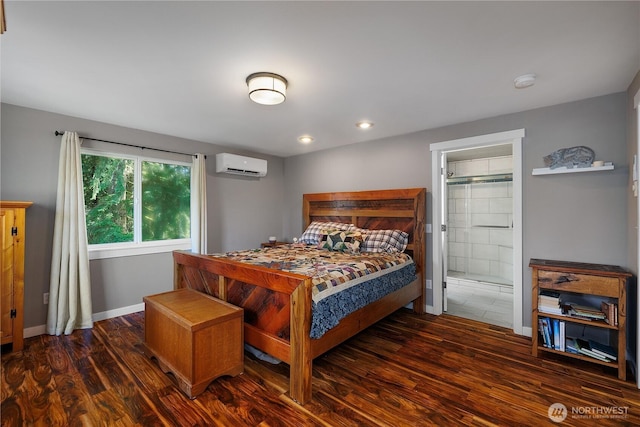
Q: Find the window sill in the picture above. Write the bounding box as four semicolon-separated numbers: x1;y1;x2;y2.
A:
88;240;192;260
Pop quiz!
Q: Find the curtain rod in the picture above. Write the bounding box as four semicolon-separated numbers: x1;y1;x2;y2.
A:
54;131;195;157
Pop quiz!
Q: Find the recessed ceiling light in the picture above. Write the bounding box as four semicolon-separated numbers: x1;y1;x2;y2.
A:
356;121;374;129
298;135;314;144
514;73;536;89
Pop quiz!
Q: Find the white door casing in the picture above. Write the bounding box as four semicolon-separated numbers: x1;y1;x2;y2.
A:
634;88;639;389
430;129;525;336
441;152;449;312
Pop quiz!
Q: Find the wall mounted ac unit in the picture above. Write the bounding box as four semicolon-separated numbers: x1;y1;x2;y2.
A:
215;153;268;177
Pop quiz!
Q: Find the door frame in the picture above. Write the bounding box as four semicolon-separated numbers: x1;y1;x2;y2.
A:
430;129;525;336
633;88;639;389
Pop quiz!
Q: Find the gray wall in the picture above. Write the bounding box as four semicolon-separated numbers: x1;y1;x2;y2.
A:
1;103;285;329
283;92;630;328
2;90;634;332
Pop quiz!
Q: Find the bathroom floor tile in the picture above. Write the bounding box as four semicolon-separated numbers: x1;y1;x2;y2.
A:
446;282;513;329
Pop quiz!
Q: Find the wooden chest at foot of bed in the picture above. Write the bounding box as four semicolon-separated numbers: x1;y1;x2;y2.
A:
143;288;244;398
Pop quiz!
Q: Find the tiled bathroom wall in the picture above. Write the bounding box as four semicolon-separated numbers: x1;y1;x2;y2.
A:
447;155;513;285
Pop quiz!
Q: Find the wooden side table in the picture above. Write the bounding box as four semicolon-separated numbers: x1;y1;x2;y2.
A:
144;288;244;398
260;241;288;248
530;259;631;380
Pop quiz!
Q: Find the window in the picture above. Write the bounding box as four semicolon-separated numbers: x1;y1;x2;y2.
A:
81;149;192;259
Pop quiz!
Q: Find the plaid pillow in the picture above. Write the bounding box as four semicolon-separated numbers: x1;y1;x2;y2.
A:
360;229;409;253
300;221;351;244
317;230;364;253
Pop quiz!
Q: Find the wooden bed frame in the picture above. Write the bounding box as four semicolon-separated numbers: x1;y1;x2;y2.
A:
173;188;426;404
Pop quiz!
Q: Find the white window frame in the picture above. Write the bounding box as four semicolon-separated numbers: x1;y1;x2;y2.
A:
81;148;192;260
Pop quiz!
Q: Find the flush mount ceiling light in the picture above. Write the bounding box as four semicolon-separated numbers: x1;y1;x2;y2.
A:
356;121;374;129
246;72;287;105
298;135;314;144
514;73;536;89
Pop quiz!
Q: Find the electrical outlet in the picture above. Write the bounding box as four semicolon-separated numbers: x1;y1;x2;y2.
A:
426;279;432;289
43;293;49;305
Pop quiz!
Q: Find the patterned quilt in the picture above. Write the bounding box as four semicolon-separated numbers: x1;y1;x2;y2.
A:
212;244;417;338
211;243;413;304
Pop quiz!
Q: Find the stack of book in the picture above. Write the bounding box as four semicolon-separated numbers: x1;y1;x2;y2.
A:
538;316;565;351
601;301;618;326
565;337;617;362
566;302;606;321
538;290;562;315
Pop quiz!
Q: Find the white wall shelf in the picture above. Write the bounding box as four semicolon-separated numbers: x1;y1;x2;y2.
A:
532;164;614;176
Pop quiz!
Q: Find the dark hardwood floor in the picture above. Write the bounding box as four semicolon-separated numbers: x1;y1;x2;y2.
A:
2;310;640;426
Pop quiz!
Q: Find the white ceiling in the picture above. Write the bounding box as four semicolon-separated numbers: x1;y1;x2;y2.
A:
2;1;639;158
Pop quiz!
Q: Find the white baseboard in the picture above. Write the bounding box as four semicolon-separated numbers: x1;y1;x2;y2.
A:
24;324;47;339
24;303;145;338
92;303;145;322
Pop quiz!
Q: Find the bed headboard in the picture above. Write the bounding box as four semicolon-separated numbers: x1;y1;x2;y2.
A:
302;188;427;276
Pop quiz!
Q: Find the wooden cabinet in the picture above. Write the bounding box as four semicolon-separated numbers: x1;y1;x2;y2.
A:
1;201;32;352
144;288;244;398
530;259;631;380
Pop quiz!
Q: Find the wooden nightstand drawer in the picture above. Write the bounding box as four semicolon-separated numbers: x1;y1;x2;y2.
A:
537;270;620;297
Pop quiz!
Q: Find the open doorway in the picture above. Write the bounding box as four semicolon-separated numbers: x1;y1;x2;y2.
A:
444;145;514;328
430;129;525;335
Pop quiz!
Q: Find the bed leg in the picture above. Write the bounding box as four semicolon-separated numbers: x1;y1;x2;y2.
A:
218;275;227;301
289;281;312;404
290;355;312;404
413;294;425;315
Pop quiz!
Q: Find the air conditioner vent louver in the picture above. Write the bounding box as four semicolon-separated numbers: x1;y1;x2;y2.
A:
216;153;267;177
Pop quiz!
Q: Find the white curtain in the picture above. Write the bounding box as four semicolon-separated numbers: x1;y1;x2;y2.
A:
47;131;93;335
191;153;208;254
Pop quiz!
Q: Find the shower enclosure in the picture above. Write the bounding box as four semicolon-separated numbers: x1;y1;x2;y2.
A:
446;156;513;290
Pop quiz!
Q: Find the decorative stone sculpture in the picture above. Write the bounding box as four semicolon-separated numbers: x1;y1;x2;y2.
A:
543;146;595;169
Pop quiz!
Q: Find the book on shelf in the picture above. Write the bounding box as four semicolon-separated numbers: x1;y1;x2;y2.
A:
540;290;561;299
538;291;563;315
538;319;545;347
564;302;606;321
539;317;553;349
552;319;561;351
538;290;560;303
566;337;579;354
600;301;618;326
538;318;547;348
539;305;563;315
588;340;617;361
538;317;567;351
575;338;615;363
